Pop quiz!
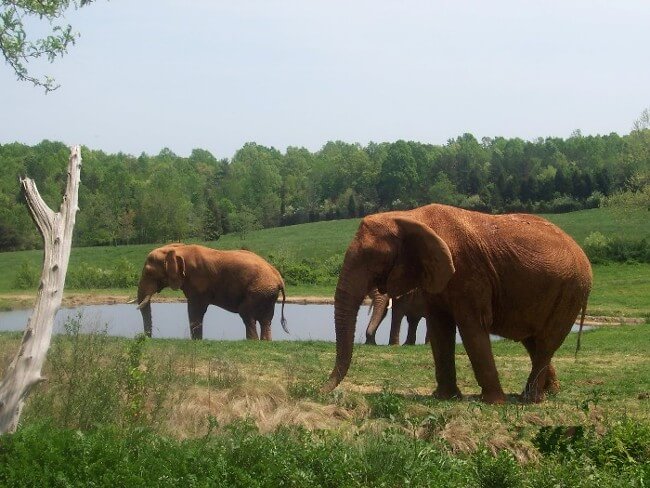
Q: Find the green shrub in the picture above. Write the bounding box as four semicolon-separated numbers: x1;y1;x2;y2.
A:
13;261;39;289
65;258;139;289
583;232;650;264
267;252;339;286
584;231;610;263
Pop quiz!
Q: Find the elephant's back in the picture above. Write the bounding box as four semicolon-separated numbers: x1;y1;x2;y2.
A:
220;250;284;292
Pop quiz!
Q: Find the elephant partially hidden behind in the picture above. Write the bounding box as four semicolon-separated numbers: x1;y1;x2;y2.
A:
322;203;592;404
134;244;287;340
365;288;429;345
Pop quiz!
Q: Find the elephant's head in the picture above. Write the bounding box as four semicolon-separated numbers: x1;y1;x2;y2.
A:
135;243;186;337
322;215;455;392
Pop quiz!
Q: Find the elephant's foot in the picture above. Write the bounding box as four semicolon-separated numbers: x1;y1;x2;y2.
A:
433;386;463;401
545;377;560;396
480;389;507;404
365;336;377;345
521;388;545;403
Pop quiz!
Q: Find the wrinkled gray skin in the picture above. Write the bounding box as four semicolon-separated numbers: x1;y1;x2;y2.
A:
365;288;429;345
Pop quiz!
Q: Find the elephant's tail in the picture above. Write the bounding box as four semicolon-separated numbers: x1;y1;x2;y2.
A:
280;285;289;334
574;300;588;358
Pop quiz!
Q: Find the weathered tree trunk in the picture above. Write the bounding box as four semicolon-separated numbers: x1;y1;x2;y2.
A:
0;145;82;434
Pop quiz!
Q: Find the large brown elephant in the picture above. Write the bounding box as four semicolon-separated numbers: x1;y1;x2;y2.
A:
365;288;429;345
322;204;592;403
134;244;287;340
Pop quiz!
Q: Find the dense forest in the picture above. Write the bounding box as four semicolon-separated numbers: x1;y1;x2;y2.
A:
1;127;649;251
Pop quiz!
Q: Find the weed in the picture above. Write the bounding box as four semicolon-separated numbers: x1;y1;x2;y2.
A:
473;449;523;488
369;384;405;420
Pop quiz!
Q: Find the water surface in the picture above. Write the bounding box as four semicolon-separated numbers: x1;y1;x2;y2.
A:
0;303;586;344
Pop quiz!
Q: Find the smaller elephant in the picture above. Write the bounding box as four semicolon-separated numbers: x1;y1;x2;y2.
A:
365;288;429;345
134;244;287;340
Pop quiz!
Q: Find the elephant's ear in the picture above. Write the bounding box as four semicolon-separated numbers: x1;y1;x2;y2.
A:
165;249;186;290
386;217;455;296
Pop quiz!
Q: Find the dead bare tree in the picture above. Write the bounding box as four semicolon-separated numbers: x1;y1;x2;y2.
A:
0;145;82;434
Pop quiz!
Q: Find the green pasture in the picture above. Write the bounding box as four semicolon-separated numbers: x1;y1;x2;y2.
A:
0;321;648;485
0;207;649;317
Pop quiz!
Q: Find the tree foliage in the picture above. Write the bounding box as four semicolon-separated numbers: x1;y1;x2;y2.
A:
0;0;95;91
1;120;649;251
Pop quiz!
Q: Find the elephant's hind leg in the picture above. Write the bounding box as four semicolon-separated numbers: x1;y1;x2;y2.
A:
239;313;260;340
523;337;560;397
258;306;274;341
521;337;561;403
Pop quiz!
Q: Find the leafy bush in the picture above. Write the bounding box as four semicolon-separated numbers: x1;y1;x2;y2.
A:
584;231;610;263
65;258;139;289
583;232;650;263
545;195;583;213
13;261;39;289
267;252;342;286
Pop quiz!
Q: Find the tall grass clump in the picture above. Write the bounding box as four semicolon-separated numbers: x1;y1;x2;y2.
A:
24;314;178;429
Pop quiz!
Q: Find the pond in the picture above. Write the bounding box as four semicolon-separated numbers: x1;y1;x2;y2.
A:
0;303;587;344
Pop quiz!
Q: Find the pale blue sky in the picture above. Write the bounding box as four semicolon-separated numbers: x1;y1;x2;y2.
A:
1;0;648;158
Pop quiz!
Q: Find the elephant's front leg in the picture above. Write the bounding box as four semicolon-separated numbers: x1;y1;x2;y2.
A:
457;320;506;404
404;316;420;345
427;314;461;399
187;299;208;340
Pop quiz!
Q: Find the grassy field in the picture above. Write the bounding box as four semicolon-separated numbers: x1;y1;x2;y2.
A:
0;207;649;317
0;321;648;485
1;206;648;485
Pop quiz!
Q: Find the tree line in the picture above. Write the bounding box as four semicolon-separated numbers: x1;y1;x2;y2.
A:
0;127;648;251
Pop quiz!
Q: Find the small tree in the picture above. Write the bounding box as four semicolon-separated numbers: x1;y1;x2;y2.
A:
230;206;261;241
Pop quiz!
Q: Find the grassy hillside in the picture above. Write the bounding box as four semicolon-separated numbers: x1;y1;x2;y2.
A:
1;207;649;316
543;207;650;243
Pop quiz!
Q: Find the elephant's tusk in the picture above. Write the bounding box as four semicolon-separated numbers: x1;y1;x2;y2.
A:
126;297;137;304
136;295;152;309
387;298;393;310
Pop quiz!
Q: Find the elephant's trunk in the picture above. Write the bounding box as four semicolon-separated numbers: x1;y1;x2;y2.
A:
321;257;366;393
365;289;390;345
